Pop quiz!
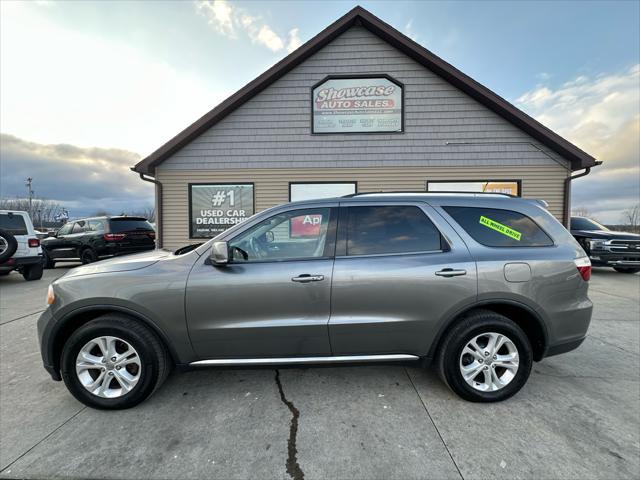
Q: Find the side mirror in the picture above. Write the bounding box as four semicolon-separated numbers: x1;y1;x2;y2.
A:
210;241;229;265
47;231;56;238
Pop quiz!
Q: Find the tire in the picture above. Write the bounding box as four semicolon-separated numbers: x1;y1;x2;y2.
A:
61;314;170;409
437;309;532;402
42;249;55;269
0;229;18;263
613;267;640;274
22;262;43;281
81;248;97;264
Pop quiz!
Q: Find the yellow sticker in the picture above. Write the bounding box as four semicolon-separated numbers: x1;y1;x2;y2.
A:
479;216;521;241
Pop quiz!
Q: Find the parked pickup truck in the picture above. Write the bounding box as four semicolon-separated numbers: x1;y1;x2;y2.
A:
570;216;640;274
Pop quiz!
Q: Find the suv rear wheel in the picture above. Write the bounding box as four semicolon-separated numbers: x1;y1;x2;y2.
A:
22;262;43;281
61;314;170;409
0;229;17;263
437;309;532;402
81;248;98;264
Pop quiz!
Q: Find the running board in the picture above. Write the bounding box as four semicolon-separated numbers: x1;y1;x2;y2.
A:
190;354;419;367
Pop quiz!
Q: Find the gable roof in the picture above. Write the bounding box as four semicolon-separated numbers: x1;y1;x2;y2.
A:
133;6;598;175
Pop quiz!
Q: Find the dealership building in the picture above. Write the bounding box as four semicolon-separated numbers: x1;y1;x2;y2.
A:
133;6;599;250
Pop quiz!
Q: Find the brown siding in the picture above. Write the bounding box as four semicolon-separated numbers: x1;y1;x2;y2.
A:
157;166;569;250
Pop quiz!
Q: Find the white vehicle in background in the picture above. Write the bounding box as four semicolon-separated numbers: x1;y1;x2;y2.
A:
0;210;44;281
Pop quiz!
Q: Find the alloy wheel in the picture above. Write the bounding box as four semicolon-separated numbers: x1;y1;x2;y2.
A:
459;332;519;392
75;336;141;398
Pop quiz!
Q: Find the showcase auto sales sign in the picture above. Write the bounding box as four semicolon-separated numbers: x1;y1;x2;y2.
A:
312;77;403;133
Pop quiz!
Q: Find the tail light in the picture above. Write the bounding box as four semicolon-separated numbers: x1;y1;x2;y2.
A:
575;256;591;282
148;232;156;239
103;233;126;241
28;238;40;248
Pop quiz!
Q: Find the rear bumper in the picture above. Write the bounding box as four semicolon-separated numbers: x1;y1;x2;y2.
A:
0;255;42;270
544;336;586;358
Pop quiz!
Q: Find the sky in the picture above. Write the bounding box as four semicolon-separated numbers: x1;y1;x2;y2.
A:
1;0;639;222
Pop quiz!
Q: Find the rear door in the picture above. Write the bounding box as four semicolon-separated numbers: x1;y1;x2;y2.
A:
329;202;477;356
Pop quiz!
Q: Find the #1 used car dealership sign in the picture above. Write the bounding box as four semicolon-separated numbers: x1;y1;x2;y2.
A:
189;184;254;238
312;76;403;133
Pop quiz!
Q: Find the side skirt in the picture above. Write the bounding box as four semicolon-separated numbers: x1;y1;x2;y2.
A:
189;354;419;367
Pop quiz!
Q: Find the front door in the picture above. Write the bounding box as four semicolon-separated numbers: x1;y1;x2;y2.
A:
186;206;337;359
329;203;477;356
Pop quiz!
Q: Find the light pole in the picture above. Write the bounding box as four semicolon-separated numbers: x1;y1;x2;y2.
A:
25;177;34;218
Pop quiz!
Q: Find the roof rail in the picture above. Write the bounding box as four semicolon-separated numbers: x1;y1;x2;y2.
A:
341;191;518;198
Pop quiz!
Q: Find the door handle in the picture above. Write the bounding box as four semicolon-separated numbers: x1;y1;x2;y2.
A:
435;268;467;277
291;274;325;283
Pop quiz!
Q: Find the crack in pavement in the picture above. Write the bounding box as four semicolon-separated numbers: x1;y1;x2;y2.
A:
404;368;464;480
0;309;45;326
275;369;304;480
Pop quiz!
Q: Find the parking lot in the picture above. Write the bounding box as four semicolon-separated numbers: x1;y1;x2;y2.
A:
0;265;638;480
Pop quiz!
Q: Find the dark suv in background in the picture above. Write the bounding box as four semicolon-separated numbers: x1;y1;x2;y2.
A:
41;216;155;267
570;216;640;274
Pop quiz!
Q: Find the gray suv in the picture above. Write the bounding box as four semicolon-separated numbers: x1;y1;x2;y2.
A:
38;193;593;409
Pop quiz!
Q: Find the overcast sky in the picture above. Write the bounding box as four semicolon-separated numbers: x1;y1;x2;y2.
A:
1;0;638;222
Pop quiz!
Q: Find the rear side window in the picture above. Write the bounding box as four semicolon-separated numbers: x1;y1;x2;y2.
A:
0;213;28;235
109;219;153;233
443;206;553;247
346;206;443;256
72;221;87;234
88;219;105;231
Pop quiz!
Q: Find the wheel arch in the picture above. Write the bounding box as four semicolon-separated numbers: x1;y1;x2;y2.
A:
427;300;549;362
48;305;178;377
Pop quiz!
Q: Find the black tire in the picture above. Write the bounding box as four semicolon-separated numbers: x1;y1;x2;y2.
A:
613;267;640;274
0;229;18;263
61;314;170;409
22;262;43;281
42;249;55;269
437;309;532;402
81;248;97;264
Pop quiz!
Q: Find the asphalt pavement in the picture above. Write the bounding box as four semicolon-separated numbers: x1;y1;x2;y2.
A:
0;265;638;479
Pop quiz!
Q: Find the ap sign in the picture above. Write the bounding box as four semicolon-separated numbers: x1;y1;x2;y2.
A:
189;184;254;238
312;76;403;134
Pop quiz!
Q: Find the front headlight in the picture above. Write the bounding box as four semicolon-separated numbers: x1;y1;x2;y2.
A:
46;284;55;305
589;239;606;250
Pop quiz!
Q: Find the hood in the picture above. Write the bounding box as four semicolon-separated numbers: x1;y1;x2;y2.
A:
62;249;172;278
572;229;640;240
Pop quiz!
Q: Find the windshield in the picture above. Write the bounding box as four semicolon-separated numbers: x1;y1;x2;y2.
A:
571;217;609;231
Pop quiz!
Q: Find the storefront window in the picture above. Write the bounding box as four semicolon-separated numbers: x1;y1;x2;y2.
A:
189;183;254;238
427;181;520;196
290;182;356;202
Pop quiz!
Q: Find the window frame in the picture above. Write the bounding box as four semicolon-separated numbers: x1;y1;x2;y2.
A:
335;203;449;258
288;181;358;202
226;206;339;264
426;179;522;197
442;206;555;248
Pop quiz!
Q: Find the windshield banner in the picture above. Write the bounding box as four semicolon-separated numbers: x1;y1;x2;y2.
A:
190;184;254;238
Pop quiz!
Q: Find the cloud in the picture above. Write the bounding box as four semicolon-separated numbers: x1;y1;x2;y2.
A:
0;3;227;156
516;65;640;224
196;0;301;53
0;134;153;218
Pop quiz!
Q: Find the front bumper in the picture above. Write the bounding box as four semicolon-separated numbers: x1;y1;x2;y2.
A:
37;308;62;381
588;251;640;267
0;255;42;271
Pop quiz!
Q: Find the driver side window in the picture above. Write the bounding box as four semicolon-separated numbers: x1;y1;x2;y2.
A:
228;207;335;262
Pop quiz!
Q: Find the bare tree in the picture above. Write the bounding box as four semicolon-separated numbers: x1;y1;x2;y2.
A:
572;206;592;218
0;197;66;228
621;204;640;229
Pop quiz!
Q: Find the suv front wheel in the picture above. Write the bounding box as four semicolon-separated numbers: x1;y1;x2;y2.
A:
437;310;532;402
61;314;170;409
